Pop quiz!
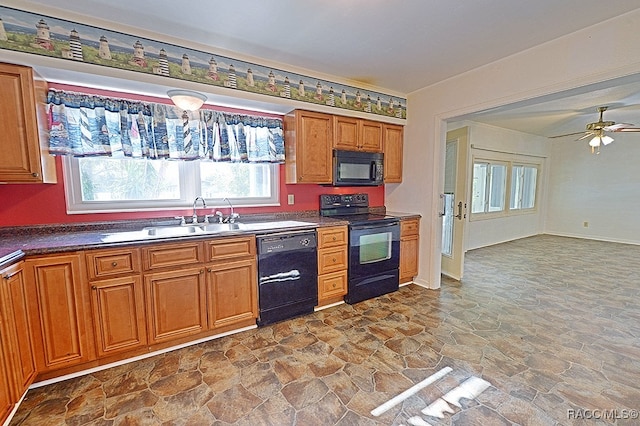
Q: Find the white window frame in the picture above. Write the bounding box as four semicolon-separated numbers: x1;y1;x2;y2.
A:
62;156;280;214
469;154;542;221
470;159;509;218
509;163;539;212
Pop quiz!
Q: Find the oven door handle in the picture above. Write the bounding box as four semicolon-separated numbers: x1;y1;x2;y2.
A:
350;221;399;231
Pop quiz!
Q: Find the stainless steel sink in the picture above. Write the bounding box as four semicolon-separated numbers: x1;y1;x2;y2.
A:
101;220;317;244
198;223;241;233
144;225;203;237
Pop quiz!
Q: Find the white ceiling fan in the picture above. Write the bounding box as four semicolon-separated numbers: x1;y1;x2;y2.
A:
549;106;640;153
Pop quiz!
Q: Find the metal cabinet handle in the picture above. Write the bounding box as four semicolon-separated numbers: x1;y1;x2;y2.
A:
3;272;17;280
111;261;118;267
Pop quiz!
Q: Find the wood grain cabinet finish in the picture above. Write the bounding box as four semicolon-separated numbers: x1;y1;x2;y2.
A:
317;226;349;305
142;241;203;270
0;261;37;420
284;110;333;184
0;62;56;183
89;274;147;357
383;123;404;183
86;248;141;279
24;253;95;372
144;266;207;345
400;218;420;284
334;116;383;152
205;236;258;330
87;247;145;356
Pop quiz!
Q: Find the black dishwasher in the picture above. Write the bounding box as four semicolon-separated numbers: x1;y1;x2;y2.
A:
256;230;318;326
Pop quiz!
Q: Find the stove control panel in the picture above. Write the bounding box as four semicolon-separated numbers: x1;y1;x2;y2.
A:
320;193;369;209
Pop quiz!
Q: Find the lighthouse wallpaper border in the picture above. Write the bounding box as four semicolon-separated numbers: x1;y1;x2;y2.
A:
0;6;406;120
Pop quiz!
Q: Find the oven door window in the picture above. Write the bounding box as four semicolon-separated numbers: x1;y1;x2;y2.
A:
358;232;392;264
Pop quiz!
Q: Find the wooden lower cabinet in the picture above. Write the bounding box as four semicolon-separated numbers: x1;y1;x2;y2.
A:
0;260;37;424
400;218;421;283
317;226;349;306
90;275;147;357
144;267;207;345
206;258;257;329
24;253;95;373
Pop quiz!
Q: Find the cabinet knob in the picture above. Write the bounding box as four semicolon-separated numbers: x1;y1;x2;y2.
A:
332;257;337;263
200;270;205;274
332;236;337;241
32;172;39;178
111;261;118;267
207;268;212;273
91;285;97;290
332;283;336;288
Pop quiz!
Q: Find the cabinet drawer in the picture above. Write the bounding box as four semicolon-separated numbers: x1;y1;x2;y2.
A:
400;219;420;236
206;236;256;262
318;270;347;299
317;226;348;248
318;246;348;274
142;242;203;270
86;248;141;279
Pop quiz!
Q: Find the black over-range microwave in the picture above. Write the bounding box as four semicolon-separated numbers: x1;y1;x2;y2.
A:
332;150;384;186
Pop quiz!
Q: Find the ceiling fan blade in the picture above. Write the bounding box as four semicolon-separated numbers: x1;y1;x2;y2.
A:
613;127;640;132
604;123;636;131
548;131;586;139
577;132;595;140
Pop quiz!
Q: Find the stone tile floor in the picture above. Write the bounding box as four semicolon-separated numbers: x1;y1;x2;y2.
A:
10;235;640;425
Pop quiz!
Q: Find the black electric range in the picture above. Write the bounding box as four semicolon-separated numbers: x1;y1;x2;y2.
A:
320;194;400;304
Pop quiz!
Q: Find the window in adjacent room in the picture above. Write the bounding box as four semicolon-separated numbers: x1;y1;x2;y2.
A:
510;164;538;210
471;161;507;214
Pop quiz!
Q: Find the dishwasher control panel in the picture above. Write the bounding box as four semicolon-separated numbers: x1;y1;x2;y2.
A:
258;232;317;254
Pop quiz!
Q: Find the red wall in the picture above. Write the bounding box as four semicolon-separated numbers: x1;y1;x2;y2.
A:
0;84;384;227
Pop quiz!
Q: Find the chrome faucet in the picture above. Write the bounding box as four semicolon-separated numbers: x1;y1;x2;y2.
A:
215;197;240;223
192;197;207;223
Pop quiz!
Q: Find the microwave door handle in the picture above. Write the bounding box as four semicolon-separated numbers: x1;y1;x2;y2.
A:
370;161;376;180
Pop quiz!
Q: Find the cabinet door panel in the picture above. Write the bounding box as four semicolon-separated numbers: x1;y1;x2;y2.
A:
25;254;94;371
0;63;55;183
400;236;419;283
334;116;358;150
383;124;404;183
206;259;257;329
91;275;146;356
318;270;348;300
0;338;14;426
1;262;36;397
144;268;207;344
359;120;383;152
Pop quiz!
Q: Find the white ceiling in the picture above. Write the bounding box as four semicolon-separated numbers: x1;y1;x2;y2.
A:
16;0;640;136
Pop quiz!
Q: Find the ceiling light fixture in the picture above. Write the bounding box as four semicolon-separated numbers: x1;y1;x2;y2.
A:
167;89;207;111
588;129;614;154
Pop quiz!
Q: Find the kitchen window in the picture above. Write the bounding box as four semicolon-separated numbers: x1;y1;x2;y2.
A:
63;156;279;213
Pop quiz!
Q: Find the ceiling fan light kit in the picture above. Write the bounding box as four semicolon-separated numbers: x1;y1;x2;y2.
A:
549;106;640;154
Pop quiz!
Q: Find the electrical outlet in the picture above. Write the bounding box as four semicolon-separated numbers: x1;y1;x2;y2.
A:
287;194;295;205
583;221;589;228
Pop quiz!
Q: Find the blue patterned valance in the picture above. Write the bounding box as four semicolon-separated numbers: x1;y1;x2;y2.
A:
47;90;285;163
0;6;407;120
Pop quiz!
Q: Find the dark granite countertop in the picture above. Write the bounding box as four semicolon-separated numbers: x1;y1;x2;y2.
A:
386;211;422;220
0;208;421;270
0;212;347;269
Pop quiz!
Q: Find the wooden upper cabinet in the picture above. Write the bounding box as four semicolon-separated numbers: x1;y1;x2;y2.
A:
383;123;404;183
0;62;56;184
358;120;383;152
284;110;333;184
333;116;359;150
334;116;383;152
